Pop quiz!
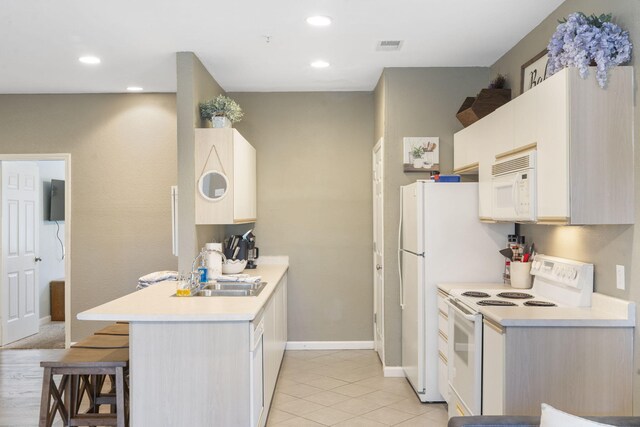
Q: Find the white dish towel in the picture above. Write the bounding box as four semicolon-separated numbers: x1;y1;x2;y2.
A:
215;274;261;284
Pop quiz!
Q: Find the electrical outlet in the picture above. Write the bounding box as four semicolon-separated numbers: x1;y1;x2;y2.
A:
616;265;625;290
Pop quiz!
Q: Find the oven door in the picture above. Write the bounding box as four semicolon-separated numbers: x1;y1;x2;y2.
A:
446;298;483;416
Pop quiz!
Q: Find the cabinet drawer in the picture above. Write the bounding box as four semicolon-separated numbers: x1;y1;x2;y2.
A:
438;331;448;357
438;310;448;334
437;293;448;315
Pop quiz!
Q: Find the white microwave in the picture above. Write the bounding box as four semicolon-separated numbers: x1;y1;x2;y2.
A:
491;151;536;222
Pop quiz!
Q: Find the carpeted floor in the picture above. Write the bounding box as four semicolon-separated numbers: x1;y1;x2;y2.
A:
1;321;65;349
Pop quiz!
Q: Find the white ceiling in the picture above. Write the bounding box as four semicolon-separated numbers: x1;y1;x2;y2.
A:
1;0;564;93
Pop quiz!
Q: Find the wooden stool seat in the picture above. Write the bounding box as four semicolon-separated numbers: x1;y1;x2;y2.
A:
72;335;129;349
40;348;129;427
95;323;130;336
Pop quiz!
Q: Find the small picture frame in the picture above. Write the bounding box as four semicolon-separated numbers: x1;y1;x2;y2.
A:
403;137;439;172
520;49;549;93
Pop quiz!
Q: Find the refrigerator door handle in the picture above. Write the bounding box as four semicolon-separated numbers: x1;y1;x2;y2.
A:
398;187;405;310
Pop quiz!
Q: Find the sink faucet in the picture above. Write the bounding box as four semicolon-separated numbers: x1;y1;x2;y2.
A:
190;250;206;293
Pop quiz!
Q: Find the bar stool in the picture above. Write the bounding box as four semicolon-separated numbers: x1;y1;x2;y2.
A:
94;323;129;336
39;347;129;427
71;335;129;417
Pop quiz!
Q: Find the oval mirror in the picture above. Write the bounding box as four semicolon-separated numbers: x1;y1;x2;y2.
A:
198;170;229;201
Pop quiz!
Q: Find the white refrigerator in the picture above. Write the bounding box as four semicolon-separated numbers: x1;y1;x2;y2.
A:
399;181;512;402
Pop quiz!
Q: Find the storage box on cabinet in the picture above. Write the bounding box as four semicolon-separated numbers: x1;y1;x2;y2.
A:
195;129;257;224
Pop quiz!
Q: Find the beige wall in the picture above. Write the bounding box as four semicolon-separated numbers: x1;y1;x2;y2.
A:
377;67;489;365
176;52;226;271
0;93;177;340
227;92;375;342
490;0;640;412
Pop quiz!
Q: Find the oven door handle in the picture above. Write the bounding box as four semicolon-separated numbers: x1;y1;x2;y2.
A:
445;298;477;321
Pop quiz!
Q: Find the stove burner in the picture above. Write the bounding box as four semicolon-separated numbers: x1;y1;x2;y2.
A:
477;300;517;306
497;292;534;299
462;291;491;298
524;300;557;307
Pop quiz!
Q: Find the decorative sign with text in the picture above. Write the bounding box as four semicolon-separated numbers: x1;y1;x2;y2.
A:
521;50;549;93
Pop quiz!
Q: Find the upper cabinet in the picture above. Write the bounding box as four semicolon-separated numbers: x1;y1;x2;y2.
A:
455;66;634;225
195;129;257;225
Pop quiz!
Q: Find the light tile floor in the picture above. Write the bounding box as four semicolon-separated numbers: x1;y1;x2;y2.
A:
267;350;448;426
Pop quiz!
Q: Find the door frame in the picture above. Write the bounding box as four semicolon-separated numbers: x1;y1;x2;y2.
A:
0;153;71;348
372;138;384;364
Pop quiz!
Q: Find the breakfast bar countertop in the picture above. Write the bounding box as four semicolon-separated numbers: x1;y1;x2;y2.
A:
77;263;288;322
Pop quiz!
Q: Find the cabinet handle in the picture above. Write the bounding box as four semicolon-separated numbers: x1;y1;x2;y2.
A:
483;318;504;334
376;264;382;271
495;142;538;160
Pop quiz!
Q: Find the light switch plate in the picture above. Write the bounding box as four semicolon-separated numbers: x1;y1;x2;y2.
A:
616;265;625;290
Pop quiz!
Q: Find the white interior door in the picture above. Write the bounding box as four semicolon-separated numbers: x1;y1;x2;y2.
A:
372;139;384;363
1;161;40;345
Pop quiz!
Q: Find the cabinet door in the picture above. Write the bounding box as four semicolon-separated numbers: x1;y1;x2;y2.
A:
262;297;277;409
469;116;493;219
233;131;257;223
453;128;478;173
511;90;538;153
535;72;570;221
482;320;505;415
488;104;513;156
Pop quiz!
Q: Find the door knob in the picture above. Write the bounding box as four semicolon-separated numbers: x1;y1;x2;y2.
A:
34;257;42;262
376;264;382;271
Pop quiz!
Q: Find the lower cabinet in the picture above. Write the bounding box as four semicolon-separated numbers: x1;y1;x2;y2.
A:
481;320;633;416
260;273;288;426
129;271;288;427
436;290;449;403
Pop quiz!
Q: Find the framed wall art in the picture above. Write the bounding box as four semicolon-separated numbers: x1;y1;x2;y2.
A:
403;137;439;172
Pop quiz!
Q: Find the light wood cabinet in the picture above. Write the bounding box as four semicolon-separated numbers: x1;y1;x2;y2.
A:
454;66;634;225
535;67;633;224
481;320;633;416
261;273;287;426
195;128;257;224
453;127;479;174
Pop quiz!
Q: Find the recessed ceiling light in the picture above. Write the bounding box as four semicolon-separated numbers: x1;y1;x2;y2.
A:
78;56;101;65
306;16;332;26
311;60;330;68
126;86;143;92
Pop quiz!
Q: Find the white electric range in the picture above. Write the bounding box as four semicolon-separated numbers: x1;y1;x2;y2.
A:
445;254;594;417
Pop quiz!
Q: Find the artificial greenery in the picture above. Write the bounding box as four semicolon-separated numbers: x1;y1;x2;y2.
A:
489;74;507;89
199;95;244;123
411;145;426;159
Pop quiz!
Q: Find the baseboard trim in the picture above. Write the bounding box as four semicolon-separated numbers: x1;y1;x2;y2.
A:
39;316;51;325
383;366;405;377
286;341;374;350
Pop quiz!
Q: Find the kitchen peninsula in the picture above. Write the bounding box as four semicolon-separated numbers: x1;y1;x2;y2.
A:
78;261;288;427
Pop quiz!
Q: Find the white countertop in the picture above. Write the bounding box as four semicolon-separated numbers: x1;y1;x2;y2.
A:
438;282;635;327
78;264;288;322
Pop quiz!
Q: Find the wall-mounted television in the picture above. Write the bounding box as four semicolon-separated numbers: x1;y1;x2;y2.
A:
49;179;65;221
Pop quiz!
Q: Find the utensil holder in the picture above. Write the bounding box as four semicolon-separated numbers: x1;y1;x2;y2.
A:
510;261;532;289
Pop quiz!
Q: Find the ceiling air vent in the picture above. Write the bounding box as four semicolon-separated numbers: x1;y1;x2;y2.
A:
376;40;403;51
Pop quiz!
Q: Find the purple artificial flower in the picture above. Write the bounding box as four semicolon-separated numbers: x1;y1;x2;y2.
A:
547;12;632;88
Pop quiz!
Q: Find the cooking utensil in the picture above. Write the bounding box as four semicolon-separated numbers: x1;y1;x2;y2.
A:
499;248;514;260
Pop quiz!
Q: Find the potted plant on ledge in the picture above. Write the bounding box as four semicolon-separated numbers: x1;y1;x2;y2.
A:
199;95;244;128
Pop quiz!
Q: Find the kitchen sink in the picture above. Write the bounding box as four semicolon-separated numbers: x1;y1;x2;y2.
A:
190;281;267;297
